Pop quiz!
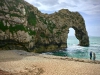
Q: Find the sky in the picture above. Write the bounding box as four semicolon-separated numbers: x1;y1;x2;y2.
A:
25;0;100;37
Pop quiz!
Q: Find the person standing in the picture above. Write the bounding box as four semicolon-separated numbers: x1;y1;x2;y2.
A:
93;52;96;61
90;51;92;60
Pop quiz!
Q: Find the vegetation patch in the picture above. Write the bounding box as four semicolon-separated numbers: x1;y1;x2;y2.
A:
10;13;22;17
0;19;36;36
0;21;8;31
28;30;36;35
9;24;26;33
0;10;8;15
27;12;37;26
40;32;46;38
39;17;47;24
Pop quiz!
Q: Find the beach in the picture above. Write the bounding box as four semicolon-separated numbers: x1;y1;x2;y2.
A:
0;50;100;75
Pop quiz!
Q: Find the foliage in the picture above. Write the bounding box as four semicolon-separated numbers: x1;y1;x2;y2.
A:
0;19;36;36
39;17;47;24
9;24;36;35
28;30;36;35
9;24;26;33
27;12;37;26
40;32;45;38
0;10;8;15
10;13;22;17
0;21;8;31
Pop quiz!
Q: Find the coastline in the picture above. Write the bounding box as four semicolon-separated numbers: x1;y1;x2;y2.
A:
0;50;100;75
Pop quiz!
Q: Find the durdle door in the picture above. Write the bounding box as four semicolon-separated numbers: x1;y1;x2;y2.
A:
0;0;89;52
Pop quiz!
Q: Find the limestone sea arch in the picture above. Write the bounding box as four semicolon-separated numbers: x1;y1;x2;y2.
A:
0;0;89;52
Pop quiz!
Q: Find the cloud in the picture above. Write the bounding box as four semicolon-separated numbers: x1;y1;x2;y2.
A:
25;0;100;16
36;0;59;6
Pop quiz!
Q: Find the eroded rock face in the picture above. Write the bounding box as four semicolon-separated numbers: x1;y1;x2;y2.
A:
0;0;89;52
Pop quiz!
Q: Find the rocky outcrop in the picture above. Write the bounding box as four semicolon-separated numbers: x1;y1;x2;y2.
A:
0;0;89;52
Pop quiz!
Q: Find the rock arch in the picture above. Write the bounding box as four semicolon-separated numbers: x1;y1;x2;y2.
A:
71;26;89;46
68;12;89;47
0;0;89;52
54;10;89;49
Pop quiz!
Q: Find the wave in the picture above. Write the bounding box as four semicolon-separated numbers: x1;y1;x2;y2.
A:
67;44;85;51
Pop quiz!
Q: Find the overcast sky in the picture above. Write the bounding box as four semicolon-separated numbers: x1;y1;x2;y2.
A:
25;0;100;37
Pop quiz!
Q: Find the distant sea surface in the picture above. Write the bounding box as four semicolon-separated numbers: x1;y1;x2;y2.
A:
43;36;100;60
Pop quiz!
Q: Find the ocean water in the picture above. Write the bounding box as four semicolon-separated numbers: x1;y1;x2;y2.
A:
44;36;100;60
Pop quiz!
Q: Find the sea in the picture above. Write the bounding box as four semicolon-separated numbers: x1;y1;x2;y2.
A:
43;36;100;60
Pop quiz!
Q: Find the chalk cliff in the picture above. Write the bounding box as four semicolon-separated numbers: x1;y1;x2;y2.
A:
0;0;89;52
